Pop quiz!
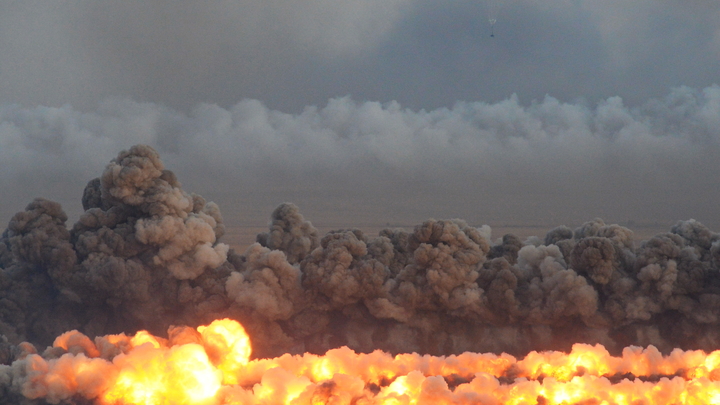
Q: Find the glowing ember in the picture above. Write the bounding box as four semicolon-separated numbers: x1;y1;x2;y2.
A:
6;319;720;405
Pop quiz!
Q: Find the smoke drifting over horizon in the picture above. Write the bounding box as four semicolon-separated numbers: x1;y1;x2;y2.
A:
1;85;720;229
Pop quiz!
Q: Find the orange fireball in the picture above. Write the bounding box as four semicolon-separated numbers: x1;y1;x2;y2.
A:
11;318;720;405
100;318;247;405
197;318;252;385
101;343;221;405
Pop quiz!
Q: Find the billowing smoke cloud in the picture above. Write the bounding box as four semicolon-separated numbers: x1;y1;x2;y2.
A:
2;144;720;355
2;86;720;229
1;144;720;403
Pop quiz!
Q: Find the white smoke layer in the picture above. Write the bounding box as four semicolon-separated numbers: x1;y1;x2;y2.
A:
1;86;720;228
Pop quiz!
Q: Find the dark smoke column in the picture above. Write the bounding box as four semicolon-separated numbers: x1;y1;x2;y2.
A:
0;145;232;349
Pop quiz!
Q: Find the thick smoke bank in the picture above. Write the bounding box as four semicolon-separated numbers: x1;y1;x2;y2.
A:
3;86;720;226
1;143;719;374
2;144;720;404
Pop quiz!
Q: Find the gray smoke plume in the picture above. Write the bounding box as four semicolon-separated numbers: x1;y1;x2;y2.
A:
1;144;720;404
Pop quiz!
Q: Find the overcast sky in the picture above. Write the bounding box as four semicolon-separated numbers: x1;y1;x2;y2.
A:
1;0;719;232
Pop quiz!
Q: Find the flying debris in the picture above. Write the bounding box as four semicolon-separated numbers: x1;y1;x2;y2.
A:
487;0;505;37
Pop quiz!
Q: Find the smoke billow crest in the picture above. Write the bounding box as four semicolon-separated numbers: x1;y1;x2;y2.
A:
1;145;720;378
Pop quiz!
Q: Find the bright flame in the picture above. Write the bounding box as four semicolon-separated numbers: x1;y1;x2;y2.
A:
101;343;221;405
13;319;720;405
197;318;252;385
130;330;164;349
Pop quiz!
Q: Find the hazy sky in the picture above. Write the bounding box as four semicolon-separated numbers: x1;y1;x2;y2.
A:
1;0;719;231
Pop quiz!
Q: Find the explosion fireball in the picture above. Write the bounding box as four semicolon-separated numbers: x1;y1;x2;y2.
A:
1;144;720;404
7;318;720;405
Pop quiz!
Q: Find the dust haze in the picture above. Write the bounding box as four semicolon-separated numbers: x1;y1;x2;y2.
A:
3;1;720;112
